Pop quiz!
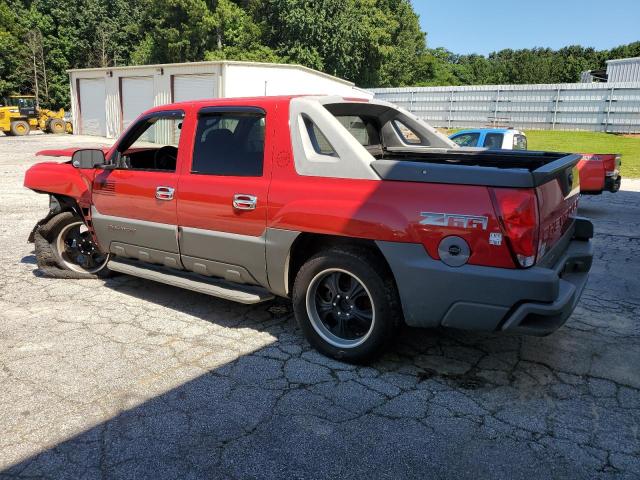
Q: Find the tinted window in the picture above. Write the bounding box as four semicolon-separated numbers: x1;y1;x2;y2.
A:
304;116;337;156
336;115;378;146
451;133;480;147
483;133;504;149
192;112;265;176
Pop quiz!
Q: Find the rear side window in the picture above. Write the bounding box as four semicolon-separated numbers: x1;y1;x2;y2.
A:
192;112;265;176
451;132;480;147
304;116;337;156
513;134;528;150
393;120;422;145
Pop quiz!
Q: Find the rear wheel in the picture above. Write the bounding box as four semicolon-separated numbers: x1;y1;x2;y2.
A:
34;211;111;279
292;248;401;363
10;120;30;136
48;118;66;134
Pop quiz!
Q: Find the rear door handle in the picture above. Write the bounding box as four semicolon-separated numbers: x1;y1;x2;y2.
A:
156;186;175;201
233;194;257;211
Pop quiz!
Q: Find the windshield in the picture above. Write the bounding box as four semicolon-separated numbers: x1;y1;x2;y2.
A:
8;97;35;109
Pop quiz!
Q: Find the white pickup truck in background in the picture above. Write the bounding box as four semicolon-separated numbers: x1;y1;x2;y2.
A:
450;128;528;150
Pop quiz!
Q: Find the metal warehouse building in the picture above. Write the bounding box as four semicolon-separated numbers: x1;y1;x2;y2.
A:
68;61;372;138
606;57;640;83
581;56;640;83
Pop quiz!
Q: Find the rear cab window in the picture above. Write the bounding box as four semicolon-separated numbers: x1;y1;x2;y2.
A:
335;115;378;146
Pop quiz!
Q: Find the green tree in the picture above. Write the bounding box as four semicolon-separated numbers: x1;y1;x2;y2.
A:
255;0;430;87
132;0;215;64
204;0;280;62
0;1;29;99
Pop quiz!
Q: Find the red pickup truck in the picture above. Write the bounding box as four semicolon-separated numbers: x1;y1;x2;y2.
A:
24;96;594;362
577;154;622;194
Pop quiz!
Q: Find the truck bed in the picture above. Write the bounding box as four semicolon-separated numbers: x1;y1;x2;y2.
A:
371;148;581;188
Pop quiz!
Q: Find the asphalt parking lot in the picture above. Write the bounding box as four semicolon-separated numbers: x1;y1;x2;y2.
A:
1;135;639;479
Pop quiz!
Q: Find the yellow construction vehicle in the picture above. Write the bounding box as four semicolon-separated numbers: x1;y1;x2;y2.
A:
0;95;72;136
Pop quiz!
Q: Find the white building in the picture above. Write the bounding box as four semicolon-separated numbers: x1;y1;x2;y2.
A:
67;61;372;138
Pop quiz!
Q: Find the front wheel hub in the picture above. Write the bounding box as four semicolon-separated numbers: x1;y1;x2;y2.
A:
55;221;109;274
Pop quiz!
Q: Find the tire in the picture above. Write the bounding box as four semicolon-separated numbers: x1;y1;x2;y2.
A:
34;211;112;279
47;118;66;134
292;247;401;363
10;120;30;136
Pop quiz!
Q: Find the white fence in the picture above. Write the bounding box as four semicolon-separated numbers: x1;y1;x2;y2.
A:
370;82;640;133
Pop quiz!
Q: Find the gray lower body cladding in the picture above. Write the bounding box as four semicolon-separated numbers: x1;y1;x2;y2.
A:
90;207;300;295
376;219;593;335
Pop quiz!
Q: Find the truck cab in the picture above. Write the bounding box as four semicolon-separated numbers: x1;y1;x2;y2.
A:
450;128;528;150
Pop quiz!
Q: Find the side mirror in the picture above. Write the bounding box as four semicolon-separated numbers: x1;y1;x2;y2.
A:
72;149;106;169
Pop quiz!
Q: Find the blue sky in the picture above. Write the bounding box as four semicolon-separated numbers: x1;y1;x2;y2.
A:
413;0;640;55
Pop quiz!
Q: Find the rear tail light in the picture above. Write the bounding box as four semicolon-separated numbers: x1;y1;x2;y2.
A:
605;155;621;177
490;188;539;268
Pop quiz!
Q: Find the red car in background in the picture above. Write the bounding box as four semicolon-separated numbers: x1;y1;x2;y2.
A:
577;154;622;194
450;129;622;195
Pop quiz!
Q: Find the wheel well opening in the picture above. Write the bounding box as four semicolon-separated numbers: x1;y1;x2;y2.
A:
50;194;91;228
287;233;396;296
49;194;81;214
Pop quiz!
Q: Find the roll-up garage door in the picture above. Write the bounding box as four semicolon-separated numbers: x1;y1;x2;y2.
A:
79;78;106;136
173;74;217;102
121;77;154;131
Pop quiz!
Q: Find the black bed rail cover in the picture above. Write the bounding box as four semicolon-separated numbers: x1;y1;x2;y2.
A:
371;153;581;189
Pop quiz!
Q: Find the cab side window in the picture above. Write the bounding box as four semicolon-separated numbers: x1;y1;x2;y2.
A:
116;113;184;172
483;133;504;150
192;111;265;177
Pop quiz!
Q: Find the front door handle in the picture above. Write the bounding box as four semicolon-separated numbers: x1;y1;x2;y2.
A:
156;186;175;201
233;194;257;211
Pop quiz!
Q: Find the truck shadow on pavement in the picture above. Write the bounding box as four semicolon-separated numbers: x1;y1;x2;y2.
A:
4;257;640;479
8;185;640;479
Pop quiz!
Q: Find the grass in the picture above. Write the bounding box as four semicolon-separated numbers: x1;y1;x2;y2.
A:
525;131;640;178
445;129;640;178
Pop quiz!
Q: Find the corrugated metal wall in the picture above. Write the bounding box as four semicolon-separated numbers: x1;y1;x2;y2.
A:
370;82;640;133
606;58;640;83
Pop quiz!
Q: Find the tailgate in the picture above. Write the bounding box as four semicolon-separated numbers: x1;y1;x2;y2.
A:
534;155;581;259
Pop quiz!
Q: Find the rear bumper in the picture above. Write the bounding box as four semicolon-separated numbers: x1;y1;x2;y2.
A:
498;238;592;335
376;218;594;335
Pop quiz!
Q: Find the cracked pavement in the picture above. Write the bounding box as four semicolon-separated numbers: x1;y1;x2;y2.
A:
0;135;639;479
